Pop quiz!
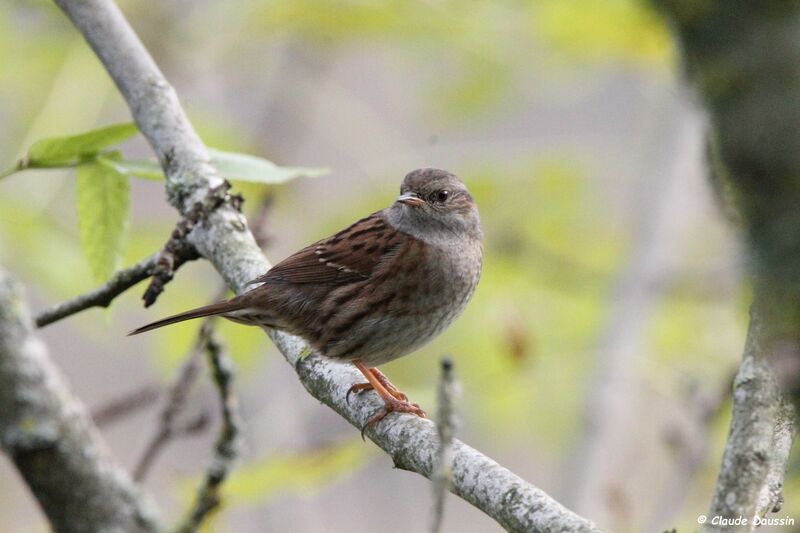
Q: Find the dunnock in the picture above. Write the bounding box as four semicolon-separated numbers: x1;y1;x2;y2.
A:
130;168;483;428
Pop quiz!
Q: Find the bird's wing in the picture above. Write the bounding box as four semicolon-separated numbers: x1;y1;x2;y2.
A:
248;212;403;285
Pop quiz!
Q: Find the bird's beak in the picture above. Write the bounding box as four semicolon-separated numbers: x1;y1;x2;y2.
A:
397;192;424;207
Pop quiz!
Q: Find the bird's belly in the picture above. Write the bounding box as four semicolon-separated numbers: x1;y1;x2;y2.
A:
347;306;458;366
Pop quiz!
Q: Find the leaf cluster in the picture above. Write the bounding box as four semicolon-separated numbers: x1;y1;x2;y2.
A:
2;124;326;283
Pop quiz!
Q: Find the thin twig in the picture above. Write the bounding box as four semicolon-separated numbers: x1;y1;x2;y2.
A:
134;283;230;482
36;255;157;328
430;357;459;533
133;333;207;482
91;188;271;431
177;323;242;533
36;203;206;328
92;382;162;428
174;410;212;438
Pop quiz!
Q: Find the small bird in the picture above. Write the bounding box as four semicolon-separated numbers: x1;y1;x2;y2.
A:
130;168;483;429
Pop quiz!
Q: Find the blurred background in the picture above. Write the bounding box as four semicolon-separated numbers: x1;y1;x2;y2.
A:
0;1;794;531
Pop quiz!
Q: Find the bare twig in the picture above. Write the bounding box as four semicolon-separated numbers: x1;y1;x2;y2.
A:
177;324;242;533
110;193;267;448
53;0;599;529
135;278;230;481
36;254;156;327
141;240;200;308
142;183;238;307
176;411;211;437
37;182;231;321
92;382;162;428
430;357;459;533
133;330;207;482
0;269;159;531
35;234;199;328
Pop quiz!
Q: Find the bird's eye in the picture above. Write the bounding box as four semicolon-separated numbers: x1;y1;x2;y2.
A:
430;190;449;203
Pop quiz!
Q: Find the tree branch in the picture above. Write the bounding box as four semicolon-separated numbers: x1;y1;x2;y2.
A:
0;269;158;532
706;305;797;532
52;0;598;530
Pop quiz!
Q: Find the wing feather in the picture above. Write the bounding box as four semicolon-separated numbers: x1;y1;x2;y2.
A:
248;212;401;285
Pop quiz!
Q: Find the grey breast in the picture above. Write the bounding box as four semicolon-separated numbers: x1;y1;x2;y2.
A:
334;238;481;366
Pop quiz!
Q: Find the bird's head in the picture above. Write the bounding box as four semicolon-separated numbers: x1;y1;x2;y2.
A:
390;168;481;242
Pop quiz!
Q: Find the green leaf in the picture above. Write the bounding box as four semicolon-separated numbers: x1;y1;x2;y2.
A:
208;148;328;184
97;156;164;180
102;149;328;184
27;122;138;166
76;160;131;282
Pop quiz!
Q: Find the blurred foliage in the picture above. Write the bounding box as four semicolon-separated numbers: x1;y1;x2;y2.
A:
220;440;374;504
243;0;675;120
535;0;675;68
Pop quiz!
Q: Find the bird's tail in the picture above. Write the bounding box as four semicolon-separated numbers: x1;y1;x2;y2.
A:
128;300;246;335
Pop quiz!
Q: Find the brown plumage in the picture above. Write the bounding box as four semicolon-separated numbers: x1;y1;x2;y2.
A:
130;168;483;429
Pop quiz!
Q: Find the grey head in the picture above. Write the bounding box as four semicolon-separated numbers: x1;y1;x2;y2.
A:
385;168;482;244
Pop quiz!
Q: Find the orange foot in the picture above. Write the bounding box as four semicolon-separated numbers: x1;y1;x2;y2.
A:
347;367;408;402
351;360;427;439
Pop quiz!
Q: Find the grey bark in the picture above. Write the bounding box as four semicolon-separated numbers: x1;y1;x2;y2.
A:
0;270;158;533
53;0;600;531
705;306;796;532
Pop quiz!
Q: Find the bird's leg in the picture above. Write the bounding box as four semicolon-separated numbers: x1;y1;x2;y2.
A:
347;367;408;402
351;360;426;436
369;367;409;401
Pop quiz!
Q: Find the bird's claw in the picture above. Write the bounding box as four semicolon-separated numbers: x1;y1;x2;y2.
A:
359;397;427;440
346;382;373;405
346;377;408;405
